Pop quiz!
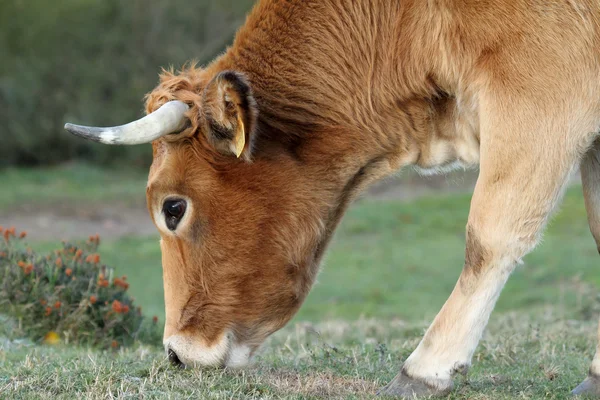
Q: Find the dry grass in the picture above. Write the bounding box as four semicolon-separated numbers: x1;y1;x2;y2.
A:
1;308;598;399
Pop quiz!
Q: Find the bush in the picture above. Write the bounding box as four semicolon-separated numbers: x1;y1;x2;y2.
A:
0;0;254;167
0;226;161;348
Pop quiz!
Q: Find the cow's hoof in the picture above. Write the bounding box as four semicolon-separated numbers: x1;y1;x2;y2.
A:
572;375;600;396
378;369;452;398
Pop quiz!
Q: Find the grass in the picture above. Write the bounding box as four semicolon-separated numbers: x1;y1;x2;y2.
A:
2;165;600;398
0;163;147;210
1;311;596;399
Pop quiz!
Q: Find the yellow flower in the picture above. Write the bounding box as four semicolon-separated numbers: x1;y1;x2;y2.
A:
43;331;60;345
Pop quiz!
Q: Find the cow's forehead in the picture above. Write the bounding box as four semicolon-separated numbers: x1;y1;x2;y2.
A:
147;142;217;200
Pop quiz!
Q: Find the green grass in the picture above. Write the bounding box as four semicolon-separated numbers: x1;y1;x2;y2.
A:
2;166;600;398
0;312;596;399
0;163;147;210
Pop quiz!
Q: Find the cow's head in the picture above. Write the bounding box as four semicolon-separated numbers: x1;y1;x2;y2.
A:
64;65;378;368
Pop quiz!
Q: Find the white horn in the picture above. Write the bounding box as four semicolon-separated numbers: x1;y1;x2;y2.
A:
64;100;190;145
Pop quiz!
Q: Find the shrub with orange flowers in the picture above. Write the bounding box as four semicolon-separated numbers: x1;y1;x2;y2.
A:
0;229;161;348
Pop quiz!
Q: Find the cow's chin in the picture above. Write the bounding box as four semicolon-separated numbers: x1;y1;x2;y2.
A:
163;330;253;369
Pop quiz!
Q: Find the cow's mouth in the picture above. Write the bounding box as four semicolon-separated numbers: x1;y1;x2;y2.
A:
164;330;254;369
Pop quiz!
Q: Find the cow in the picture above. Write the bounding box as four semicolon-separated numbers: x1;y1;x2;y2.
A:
64;0;600;397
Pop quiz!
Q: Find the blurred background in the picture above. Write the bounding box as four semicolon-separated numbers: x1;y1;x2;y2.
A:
1;0;597;327
0;0;254;167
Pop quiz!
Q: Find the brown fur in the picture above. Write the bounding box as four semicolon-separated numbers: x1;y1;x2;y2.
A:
139;0;600;392
462;225;489;275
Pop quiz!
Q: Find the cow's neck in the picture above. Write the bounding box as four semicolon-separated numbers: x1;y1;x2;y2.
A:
212;0;480;172
205;0;482;300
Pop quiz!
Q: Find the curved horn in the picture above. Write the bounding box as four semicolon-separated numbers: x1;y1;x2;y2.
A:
64;100;190;145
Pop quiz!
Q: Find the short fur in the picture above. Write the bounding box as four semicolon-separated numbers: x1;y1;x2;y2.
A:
141;0;600;397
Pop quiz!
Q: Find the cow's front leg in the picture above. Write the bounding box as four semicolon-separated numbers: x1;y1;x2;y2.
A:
381;94;588;397
382;174;570;396
381;218;529;397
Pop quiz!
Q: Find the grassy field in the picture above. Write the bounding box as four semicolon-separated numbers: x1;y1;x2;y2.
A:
0;164;148;211
1;165;600;398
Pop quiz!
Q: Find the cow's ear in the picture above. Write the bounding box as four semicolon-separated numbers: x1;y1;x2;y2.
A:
202;71;257;160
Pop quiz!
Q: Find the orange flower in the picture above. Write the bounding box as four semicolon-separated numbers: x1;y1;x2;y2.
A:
55;258;62;267
54;301;61;309
19;231;27;239
40;299;47;306
98;279;109;288
0;252;6;257
152;316;158;324
113;278;129;290
111;300;123;313
90;295;97;304
17;261;26;268
85;254;100;264
0;225;3;232
88;234;101;245
3;231;9;241
24;264;33;275
65;268;72;277
111;340;118;349
121;275;128;281
75;249;83;259
7;226;15;236
45;306;52;316
122;305;130;314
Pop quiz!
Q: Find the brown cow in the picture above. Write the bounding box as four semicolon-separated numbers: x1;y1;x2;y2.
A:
65;0;600;397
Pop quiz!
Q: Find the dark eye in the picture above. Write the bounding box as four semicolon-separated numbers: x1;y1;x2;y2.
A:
163;199;187;231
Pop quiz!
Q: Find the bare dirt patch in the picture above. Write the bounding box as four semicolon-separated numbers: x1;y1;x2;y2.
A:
0;201;156;242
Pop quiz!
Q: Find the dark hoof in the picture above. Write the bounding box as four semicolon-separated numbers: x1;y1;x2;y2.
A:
378;369;452;398
572;375;600;396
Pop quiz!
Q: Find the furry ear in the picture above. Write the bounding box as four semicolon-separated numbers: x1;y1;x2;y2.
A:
202;71;258;160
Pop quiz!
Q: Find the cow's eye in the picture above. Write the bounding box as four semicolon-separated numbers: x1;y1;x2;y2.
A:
163;199;187;231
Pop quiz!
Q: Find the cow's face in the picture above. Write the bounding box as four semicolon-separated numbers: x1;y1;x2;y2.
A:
64;65;367;368
143;67;329;368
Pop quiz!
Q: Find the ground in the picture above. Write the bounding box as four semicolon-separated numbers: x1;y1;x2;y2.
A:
1;163;599;399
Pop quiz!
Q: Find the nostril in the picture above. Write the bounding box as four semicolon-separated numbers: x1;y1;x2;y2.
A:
168;348;185;369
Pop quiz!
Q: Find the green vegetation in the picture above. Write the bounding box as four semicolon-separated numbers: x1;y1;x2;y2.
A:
0;164;147;210
0;312;596;399
0;232;161;348
0;0;254;167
